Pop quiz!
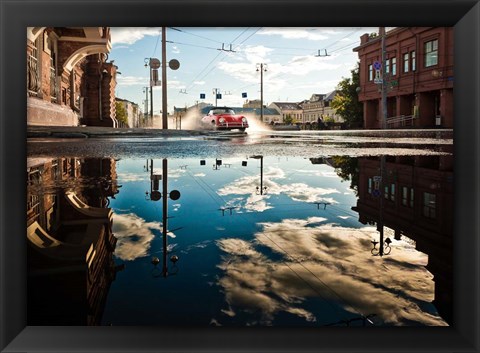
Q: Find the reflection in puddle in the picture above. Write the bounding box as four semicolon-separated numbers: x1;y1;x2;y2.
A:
26;151;453;326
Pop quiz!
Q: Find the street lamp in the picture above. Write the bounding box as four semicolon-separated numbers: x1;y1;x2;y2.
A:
250;155;268;195
371;236;392;256
145;57;160;122
144;158;182;277
256;63;267;122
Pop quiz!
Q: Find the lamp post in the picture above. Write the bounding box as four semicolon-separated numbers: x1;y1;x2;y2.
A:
145;57;160;122
256;63;267;122
145;158;181;277
378;27;388;256
142;87;149;124
250;155;267;195
212;88;221;106
161;26;168;130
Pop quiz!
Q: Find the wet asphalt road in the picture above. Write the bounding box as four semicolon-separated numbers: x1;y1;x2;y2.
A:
27;128;453;159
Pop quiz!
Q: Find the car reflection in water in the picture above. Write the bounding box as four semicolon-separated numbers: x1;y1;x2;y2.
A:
26;153;453;327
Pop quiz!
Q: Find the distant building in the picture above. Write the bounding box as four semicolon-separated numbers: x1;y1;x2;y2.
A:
268;102;303;124
243;99;262;108
27;27;118;127
353;27;453;129
115;98;141;128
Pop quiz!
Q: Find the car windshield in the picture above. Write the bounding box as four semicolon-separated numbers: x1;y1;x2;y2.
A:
209;108;235;115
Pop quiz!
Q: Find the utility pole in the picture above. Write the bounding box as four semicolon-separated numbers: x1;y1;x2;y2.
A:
212;88;220;106
143;87;149;119
378;26;387;256
162;158;168;275
162;26;168;130
257;63;267;122
380;27;388;130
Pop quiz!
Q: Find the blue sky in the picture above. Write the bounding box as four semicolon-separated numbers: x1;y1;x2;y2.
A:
110;27;378;114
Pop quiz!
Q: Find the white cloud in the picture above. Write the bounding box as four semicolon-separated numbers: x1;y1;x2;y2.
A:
217;166;339;211
193;81;206;86
111;27;161;45
116;76;149;87
172;46;180;54
112;213;162;261
216;220;448;326
117;171;147;182
258;28;328;41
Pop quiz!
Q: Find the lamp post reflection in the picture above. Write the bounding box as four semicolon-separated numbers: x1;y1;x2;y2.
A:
145;158;181;277
249;155;268;195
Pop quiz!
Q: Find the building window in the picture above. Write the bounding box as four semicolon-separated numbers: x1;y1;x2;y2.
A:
402;186;408;206
411;51;416;71
391;57;397;75
385;59;390;74
368;64;373;81
423;192;436;218
403;53;409;73
384;184;395;201
402;186;414;207
425;39;438;67
368;178;372;194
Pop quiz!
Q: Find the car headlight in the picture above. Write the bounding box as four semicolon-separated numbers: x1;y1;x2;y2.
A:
242;117;247;123
219;118;226;123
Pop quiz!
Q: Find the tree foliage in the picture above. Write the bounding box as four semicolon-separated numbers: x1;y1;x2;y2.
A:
330;156;359;196
115;101;129;127
284;114;294;125
331;64;363;128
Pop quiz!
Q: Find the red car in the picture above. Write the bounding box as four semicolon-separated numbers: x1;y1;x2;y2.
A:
201;107;249;132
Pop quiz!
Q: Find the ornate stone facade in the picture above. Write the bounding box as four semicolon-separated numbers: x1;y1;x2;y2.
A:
27;27;118;127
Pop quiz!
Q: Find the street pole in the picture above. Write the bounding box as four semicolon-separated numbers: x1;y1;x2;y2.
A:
162;27;168;130
380;27;388;130
257;63;267;122
260;64;264;122
162;158;168;276
213;88;219;106
144;87;149;122
150;67;153;121
259;155;264;195
379;26;387;256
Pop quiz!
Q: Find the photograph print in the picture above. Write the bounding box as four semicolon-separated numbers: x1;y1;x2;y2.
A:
26;26;453;327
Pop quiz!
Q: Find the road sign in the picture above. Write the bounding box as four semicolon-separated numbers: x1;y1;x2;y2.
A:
149;58;161;69
373;176;382;182
242;92;247;98
374;78;383;84
200;93;206;99
373;61;382;70
372;189;381;197
169;59;180;70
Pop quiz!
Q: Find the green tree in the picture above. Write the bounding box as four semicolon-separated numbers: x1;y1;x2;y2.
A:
330;156;359;196
115;101;129;127
331;64;363;128
284;114;294;125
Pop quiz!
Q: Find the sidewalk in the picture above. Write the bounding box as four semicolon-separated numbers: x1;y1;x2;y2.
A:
27;126;207;138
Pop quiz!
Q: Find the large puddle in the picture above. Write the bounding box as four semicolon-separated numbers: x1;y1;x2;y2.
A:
27;132;453;326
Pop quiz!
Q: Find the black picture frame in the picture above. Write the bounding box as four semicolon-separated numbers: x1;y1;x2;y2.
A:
1;0;479;352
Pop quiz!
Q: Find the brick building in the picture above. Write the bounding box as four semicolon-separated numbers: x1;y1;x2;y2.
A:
353;153;453;323
27;27;118;127
353;27;454;129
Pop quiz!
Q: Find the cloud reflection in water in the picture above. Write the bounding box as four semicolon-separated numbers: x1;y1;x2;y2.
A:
217;218;447;326
112;213;162;261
